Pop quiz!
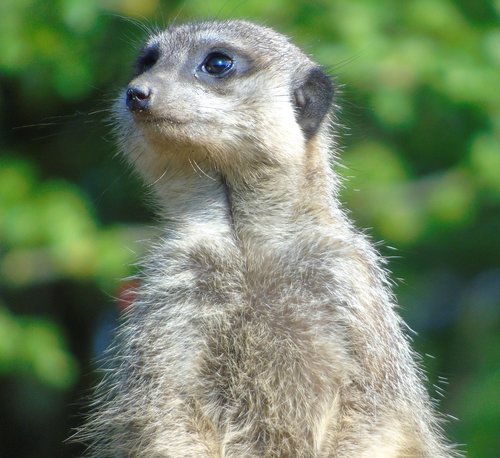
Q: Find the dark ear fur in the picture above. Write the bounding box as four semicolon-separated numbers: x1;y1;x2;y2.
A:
293;67;334;140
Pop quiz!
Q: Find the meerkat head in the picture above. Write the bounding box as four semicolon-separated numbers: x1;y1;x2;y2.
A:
116;20;334;183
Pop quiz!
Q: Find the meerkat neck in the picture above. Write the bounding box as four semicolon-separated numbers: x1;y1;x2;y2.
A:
225;138;340;239
153;170;234;241
151;133;339;246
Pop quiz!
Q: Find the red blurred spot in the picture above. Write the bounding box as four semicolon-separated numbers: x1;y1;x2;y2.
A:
116;279;140;312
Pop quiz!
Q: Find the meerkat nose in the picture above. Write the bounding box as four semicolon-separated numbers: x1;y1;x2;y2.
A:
126;86;152;112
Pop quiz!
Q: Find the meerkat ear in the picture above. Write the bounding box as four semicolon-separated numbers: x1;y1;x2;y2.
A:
293;67;334;140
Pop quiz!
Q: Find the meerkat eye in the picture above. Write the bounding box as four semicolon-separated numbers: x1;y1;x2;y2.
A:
135;45;160;75
201;52;234;76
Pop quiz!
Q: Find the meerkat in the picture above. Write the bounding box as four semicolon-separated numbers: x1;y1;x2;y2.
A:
78;20;457;457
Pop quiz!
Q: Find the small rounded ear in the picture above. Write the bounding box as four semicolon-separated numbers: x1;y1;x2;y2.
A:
293;67;334;140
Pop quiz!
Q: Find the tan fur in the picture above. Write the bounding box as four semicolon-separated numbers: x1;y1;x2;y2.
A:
77;20;458;457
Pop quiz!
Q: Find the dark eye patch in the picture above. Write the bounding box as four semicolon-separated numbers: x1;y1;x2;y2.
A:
134;44;160;76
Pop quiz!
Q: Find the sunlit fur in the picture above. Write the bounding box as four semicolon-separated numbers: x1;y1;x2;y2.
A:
78;20;458;457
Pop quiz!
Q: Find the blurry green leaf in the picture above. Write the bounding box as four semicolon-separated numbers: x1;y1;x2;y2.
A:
61;0;98;32
94;227;136;289
341;142;425;243
21;320;78;389
372;87;414;128
0;307;21;373
0;157;36;206
375;188;426;243
1;248;58;286
470;133;500;194
38;181;98;276
343;141;409;184
456;362;500;456
407;0;467;41
0;305;78;389
104;0;161;17
482;29;500;66
426;170;476;225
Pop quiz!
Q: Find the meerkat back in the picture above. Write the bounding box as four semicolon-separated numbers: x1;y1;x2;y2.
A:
78;20;457;457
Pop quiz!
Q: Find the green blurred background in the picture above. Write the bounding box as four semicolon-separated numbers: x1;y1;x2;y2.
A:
0;0;499;456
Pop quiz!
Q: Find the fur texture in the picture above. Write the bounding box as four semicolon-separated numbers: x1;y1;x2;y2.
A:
78;20;457;457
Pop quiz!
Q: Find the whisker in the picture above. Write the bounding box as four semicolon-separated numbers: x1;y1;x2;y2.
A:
189;158;217;182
